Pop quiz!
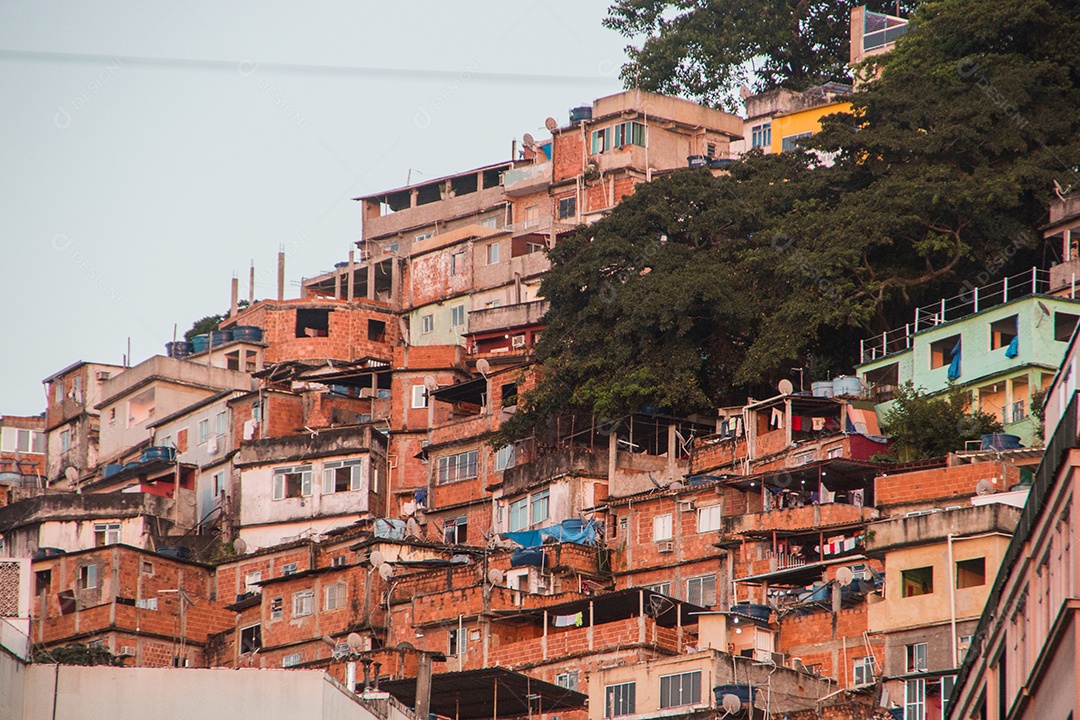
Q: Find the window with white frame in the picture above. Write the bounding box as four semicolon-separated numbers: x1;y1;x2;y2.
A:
687;575;717;607
421;314;434;334
323;459;364;494
852;656;874;686
905;642;927;672
244;571;262;593
451;304;466;328
293;590;314;617
508;497;529;532
941;675;955;719
648;582;671;597
240;624;261;653
448;627;467;656
60;429;71;452
198;419;210;443
213;471;226;499
443;516;468;544
495;444;516;471
904;677;925;720
282;652;302;667
530;489;549;525
79;564;98;590
591;128;610;154
653;514;673;541
604;682;635;717
480;217;498;229
416;232;433;242
324;582;347;611
613;121;645;147
93;523;120;546
697;505;722;533
450;252;466;275
216;410;227;435
270;596;283;619
659;670;701;708
273;466;312;500
282;562;298;575
486;243;500;265
135;598;158;610
556;670;579;692
751;123;772;148
412;385;428;409
437;450;478;484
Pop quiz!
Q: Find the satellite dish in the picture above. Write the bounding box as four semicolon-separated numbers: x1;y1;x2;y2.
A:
347;632;364;651
233;538;248;555
424;375;439;391
379;564;394;580
721;694;742;714
476;359;491;377
354;550;369;565
370;550;385;567
395;641;416;652
522;132;535;148
487;568;505;585
65;467;79;483
778;379;794;395
405;517;422;538
836;567;855;587
544;117;558;133
975;479;996;496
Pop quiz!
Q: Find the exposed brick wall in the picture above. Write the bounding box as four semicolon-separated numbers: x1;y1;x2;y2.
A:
875;461;1020;509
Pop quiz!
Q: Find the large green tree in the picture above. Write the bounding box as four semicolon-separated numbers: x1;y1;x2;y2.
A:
604;0;917;110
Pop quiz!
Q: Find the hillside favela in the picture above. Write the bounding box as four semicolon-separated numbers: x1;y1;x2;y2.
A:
2;2;1080;719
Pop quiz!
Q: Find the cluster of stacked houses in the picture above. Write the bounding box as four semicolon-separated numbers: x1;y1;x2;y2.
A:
4;9;1080;719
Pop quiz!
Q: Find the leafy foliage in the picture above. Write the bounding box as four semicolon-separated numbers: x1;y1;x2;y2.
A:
183;300;249;341
604;0;917;109
880;382;1003;460
35;643;125;666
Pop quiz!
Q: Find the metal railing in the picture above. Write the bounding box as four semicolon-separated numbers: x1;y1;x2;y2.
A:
860;267;1051;364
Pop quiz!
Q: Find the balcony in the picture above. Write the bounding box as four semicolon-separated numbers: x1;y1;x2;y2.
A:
467;300;549;336
721;503;878;537
503;162;551;197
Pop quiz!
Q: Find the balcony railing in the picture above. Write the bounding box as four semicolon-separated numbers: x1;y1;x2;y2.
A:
860;267;1050;364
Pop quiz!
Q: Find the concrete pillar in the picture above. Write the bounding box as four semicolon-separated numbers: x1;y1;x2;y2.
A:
347;251;356;303
367;263;376;300
667;423;677;478
249;263;255;304
277;251;285;301
416;653;433;720
230;277;239;317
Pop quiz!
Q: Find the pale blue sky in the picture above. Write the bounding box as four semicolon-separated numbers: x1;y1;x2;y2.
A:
0;1;628;415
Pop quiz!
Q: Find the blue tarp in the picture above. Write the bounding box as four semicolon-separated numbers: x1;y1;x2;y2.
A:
947;339;962;381
374;518;407;540
503;519;598;548
1005;335;1019;358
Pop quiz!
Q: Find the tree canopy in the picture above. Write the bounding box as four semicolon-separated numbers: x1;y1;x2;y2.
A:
880;382;1003;460
604;0;917;110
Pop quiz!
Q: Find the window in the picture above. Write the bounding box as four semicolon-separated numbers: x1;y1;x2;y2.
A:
653;514;673;541
416;232;433;242
240;624;262;653
480;217;498;229
930;335;961;370
412;385;428;409
252;401;263;422
270;596;283;619
437;450;478;484
591;128;610;154
941;675;955;718
450;251;466;276
444;516;468;544
906;642;927;672
901;566;934;597
282;562;298;575
524;205;541;227
295;308;330;338
659;671;701;709
273;466;313;500
956;557;986;588
508;497;529;532
751;123;771;148
282;652;302;668
245;571;262;593
451;304;466;328
556;671;579;692
687;575;717;606
79;564;98;590
486;300;501;309
495;444;516;471
215;410;227;436
648;582;671;596
904;677;925;720
531;490;549;525
94;523;120;546
421;314;434;334
60;429;71;452
697;505;722;533
604;682;635;717
613;121;645;148
448;627;467;656
1055;312;1080;342
213;471;226;499
141;561;154;576
293;590;314;617
853;656;874;686
325;582;347;611
826;447;844;459
558;196;576;220
135;598;158;610
990;315;1018;351
486;243;500;265
53;382;63;404
323;460;363;494
198;419;210;443
781;131;813;152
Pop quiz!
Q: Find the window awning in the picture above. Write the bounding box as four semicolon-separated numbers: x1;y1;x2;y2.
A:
429;377;487;405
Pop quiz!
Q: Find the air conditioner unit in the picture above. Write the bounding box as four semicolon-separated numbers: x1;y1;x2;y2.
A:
119;645;136;657
421;440;430;449
511;334;527;349
790;657;806;672
96;371;112;381
658;540;675;553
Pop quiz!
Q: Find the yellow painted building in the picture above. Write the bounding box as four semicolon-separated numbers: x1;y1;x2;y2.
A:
770;100;852;154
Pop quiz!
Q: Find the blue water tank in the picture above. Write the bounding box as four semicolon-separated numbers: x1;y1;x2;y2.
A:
230;325;263;342
832;376;865;397
569;106;592;124
165;341;194;358
209;329;233;346
982;433;1023;450
730;603;771;622
812;381;835;397
157;546;192;560
510;547;546;568
103;463;125;478
141;446;176;463
713;684;755;707
190;334;209;353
